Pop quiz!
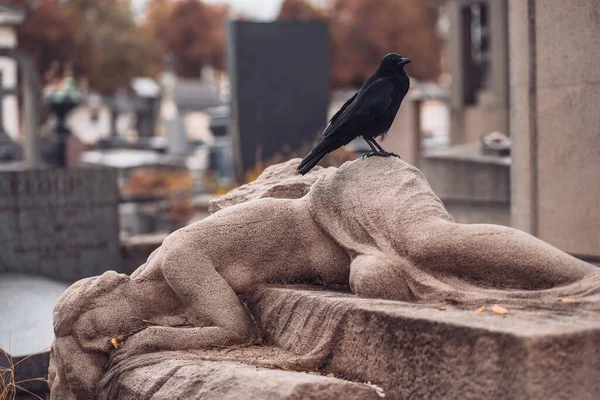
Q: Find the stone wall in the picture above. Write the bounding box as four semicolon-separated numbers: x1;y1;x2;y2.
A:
0;168;121;281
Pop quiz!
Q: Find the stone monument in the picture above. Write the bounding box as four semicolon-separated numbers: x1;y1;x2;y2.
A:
0;167;121;281
49;158;600;399
227;21;329;181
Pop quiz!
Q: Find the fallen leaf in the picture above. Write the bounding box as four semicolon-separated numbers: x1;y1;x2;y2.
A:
438;306;447;311
561;298;576;303
492;305;508;315
475;306;486;313
111;336;124;349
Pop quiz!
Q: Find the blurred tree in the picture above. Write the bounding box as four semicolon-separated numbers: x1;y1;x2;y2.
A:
63;0;150;94
277;0;441;88
7;0;151;94
329;0;441;88
5;0;76;83
277;0;325;21
144;0;229;78
139;0;173;77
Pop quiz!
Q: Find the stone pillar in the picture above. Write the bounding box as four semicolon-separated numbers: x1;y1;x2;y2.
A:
22;66;40;169
509;0;600;257
447;0;466;145
488;0;509;136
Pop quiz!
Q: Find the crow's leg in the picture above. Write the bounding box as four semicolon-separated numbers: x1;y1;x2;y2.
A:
363;137;401;158
362;137;384;158
371;139;386;152
371;138;401;158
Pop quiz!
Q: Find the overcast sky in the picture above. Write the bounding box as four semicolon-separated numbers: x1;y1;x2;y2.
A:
205;0;284;20
131;0;287;21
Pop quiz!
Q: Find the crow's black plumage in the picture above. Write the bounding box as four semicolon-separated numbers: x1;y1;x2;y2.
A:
297;53;411;175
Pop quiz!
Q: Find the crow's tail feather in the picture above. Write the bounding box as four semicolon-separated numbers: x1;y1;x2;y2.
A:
297;143;330;175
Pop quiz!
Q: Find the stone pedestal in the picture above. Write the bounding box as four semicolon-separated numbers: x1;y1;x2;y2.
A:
509;0;600;258
92;285;600;400
99;351;381;400
251;286;600;400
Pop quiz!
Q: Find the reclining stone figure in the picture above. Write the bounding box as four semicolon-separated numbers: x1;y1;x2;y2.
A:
49;157;600;399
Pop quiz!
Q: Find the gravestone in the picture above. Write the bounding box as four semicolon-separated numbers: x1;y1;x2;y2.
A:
227;20;329;181
0;167;121;281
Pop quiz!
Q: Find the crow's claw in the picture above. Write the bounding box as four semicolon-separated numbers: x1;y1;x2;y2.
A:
363;150;401;159
363;150;381;158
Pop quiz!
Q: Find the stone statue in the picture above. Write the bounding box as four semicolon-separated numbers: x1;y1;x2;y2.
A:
49;157;600;399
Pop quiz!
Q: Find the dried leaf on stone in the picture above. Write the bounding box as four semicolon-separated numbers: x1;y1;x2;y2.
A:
475;306;486;313
492;305;508;315
111;336;124;349
438;306;447;311
561;298;576;303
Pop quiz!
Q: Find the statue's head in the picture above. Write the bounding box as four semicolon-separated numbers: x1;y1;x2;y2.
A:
53;271;129;337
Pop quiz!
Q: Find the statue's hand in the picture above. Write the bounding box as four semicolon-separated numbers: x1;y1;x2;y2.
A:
109;327;163;366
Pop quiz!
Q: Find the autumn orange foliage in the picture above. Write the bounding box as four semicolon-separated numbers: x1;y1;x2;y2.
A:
121;169;195;220
277;0;442;88
9;0;441;93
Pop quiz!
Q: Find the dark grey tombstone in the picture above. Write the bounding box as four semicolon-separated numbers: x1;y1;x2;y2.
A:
0;168;121;281
227;21;329;180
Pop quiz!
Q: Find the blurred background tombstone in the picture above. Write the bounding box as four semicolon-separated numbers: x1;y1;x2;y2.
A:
227;20;329;182
160;54;188;155
131;77;161;139
0;167;121;281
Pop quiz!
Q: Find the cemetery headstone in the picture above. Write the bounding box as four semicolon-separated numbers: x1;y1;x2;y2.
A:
227;20;329;181
0;167;121;281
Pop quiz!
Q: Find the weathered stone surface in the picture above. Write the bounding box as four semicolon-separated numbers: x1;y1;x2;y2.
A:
509;0;600;256
97;350;380;400
49;158;600;399
535;0;600;87
252;285;600;400
208;158;335;213
535;82;600;255
0;168;120;281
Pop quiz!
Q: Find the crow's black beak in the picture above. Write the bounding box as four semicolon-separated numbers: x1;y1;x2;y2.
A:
399;57;411;66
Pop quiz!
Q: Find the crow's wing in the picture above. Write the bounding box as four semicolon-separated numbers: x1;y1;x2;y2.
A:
323;78;394;139
329;92;357;124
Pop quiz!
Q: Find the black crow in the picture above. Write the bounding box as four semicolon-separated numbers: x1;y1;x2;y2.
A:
297;53;411;175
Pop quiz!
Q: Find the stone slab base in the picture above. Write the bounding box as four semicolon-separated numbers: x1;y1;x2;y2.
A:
98;350;380;400
251;286;600;400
